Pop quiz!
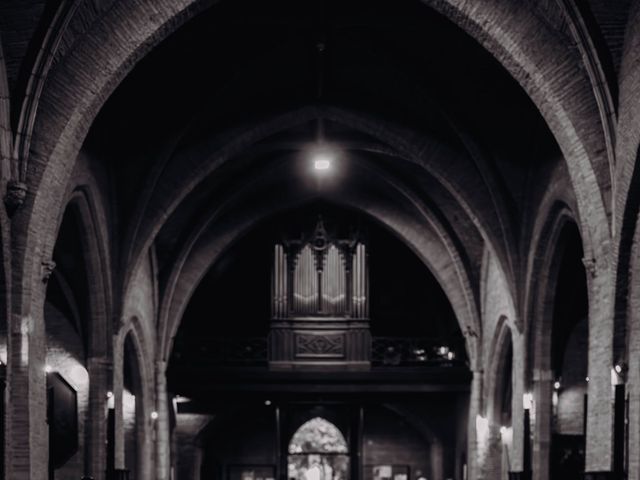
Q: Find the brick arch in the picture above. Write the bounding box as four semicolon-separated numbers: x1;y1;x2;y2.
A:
114;318;154;480
525;202;579;480
487;318;513;424
613;1;640;239
613;0;640;369
4;1;614;472
57;186;113;478
527;202;578;376
64;186;112;358
158;185;481;371
122;105;512;318
12;0;612;323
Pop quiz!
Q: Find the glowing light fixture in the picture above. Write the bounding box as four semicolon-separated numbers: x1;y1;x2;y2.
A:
151;411;159;420
265;400;272;406
500;425;513;444
586;376;590;382
107;391;113;398
554;381;561;390
615;364;623;374
314;156;332;170
44;364;52;374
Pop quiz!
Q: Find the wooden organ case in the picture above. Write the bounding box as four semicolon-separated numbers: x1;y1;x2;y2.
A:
269;216;371;370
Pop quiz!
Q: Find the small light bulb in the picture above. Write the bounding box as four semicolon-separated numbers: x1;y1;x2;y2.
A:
106;391;113;398
554;381;561;390
615;364;622;374
314;158;331;170
586;376;590;382
44;365;52;374
151;411;159;420
265;400;272;406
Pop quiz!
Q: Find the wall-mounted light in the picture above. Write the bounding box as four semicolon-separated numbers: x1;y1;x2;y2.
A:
500;425;512;444
150;411;159;420
265;400;272;406
586;376;590;383
554;381;561;390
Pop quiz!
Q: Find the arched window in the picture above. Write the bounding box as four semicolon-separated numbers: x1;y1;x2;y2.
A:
288;418;349;480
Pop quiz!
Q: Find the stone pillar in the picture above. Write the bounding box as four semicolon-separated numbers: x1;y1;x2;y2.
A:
584;266;614;473
628;328;640;480
86;356;110;480
156;360;170;480
510;334;526;473
468;369;483;480
482;425;502;480
113;335;125;470
6;312;48;480
532;369;553;480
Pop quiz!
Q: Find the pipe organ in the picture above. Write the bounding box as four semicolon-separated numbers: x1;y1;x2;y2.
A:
269;216;371;370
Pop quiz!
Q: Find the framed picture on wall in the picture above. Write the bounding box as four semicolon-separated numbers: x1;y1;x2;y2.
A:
228;464;276;480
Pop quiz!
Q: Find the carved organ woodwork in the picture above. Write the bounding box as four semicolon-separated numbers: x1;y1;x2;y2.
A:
269;216;371;370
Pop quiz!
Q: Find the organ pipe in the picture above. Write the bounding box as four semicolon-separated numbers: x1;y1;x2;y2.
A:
271;220;368;318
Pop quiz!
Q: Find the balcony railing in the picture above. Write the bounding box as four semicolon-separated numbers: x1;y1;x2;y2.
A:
173;336;465;367
371;337;464;366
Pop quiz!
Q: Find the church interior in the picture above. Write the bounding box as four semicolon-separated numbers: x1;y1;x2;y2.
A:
0;1;638;479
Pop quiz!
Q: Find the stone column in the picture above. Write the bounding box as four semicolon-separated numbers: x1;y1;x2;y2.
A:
7;310;48;480
86;356;110;480
510;334;526;473
156;360;171;480
468;369;483;480
584;262;614;474
532;369;553;480
112;335;125;470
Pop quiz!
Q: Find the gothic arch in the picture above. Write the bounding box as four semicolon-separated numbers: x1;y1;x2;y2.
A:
158;175;481;371
120;105;514;313
10;0;612;356
114;318;154;480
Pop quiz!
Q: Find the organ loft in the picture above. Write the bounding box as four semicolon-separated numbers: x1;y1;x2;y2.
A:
269;216;371;370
